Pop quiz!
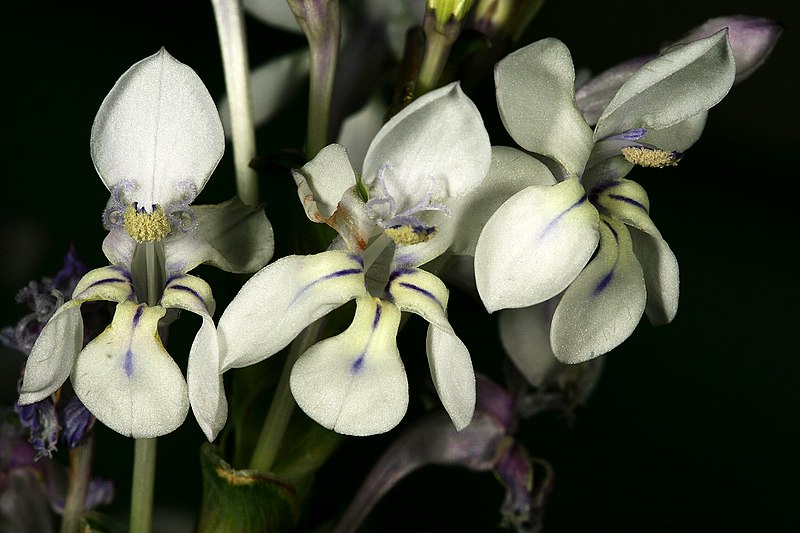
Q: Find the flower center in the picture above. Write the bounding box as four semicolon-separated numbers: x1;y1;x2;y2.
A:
621;147;681;168
384;225;438;246
123;204;172;243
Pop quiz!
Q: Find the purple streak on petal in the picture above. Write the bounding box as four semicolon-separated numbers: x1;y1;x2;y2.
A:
388;267;416;283
539;194;588;238
397;282;442;309
123;349;134;378
294;267;364;303
607;128;647;141
607;193;647;211
372;302;383;330
131;306;143;327
593;221;619;296
350;352;366;374
165;273;186;285
167;284;207;310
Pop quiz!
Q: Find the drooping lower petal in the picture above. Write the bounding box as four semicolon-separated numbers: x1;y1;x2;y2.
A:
551;218;646;363
164;197;274;274
475;178;600;312
290;297;408;436
72;301;189;438
498;302;561;388
386;267;476;430
630;227;679;326
160;274;225;441
218;250;367;371
589;178;661;238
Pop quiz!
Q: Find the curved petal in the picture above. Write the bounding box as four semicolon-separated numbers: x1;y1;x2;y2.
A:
630;227;679;326
640;111;708;152
575;55;654;126
164;198;274;275
362;82;491;204
498;303;561;388
290;297;408;435
595;30;735;140
475;179;600;312
102;229;136;269
91;49;224;208
411;147;557;264
18;303;83;405
338;94;386;175
72;302;189;438
494;39;594;178
218;250;367;371
71;265;135;303
160;274;226;441
589;178;661;238
293;143;358;221
386;267;476;429
551;218;646;363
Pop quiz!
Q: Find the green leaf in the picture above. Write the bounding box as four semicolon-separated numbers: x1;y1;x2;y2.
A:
198;444;299;533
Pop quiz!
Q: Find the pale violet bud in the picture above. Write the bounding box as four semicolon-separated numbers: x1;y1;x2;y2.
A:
668;15;782;83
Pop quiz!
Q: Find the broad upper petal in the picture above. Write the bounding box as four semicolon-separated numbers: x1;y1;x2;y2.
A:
91;49;224;208
71;302;189;438
290;297;408;435
630;227;679;326
475;179;600;312
164;197;274;275
575;55;655;126
495;39;594;178
218;250;367;371
595;30;735;141
551;218;646;363
362;82;491;204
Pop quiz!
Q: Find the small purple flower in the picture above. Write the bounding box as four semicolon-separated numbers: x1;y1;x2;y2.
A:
58;396;95;449
14;397;60;460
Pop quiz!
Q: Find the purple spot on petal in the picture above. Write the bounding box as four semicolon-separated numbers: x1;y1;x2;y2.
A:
593;271;614;295
350;353;366;374
123;349;134;377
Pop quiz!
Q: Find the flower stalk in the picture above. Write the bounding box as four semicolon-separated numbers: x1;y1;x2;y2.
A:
130;437;157;533
59;436;94;533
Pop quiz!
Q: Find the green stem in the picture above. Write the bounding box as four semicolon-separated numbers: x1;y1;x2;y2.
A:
248;320;324;472
416;31;453;96
60;436;94;533
130;438;157;533
211;0;260;206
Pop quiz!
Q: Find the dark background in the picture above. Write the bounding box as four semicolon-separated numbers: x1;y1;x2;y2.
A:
2;1;797;531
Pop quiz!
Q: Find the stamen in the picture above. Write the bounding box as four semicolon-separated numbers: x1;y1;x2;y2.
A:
621;147;681;168
385;225;438;246
123;205;172;242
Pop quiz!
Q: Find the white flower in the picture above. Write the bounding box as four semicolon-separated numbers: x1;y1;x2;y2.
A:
214;83;491;435
18;49;273;440
474;31;736;363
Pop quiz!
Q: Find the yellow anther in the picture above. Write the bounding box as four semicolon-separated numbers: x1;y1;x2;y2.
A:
385;225;438;246
621;147;679;168
123;205;172;243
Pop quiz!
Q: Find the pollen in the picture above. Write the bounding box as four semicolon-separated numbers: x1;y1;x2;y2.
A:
123;205;172;242
385;225;438;246
621;147;680;168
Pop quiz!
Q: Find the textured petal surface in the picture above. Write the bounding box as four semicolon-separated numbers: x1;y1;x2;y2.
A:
160;274;225;441
293;143;358;220
71;265;135;303
498;302;561;388
218;251;366;371
475;179;599;312
290;297;408;436
575;55;654;126
387;267;476;430
91;49;224;207
630;227;679;326
18;303;83;405
595;31;735;140
164;198;274;274
72;302;189;438
495;39;594;178
362;82;491;204
589;178;660;238
551;219;646;363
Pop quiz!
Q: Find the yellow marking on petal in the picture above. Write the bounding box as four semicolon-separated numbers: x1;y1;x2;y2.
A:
123;205;172;243
621;147;679;168
385;225;438;246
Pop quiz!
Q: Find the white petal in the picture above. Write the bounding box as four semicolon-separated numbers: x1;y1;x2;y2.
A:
290;297;408;436
494;39;594;178
164;198;274;275
362;82;491;204
589;178;661;238
102;229;136;269
293;144;358;221
218;251;367;371
630;227;679;326
595;30;735;140
426;324;475;431
498;303;561;388
219;49;309;133
551;219;646;363
640;111;708;152
72;302;189;438
18;303;83;405
71;265;135;303
91;49;224;208
575;55;654;126
337;95;386;175
160;274;226;441
475;179;600;312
